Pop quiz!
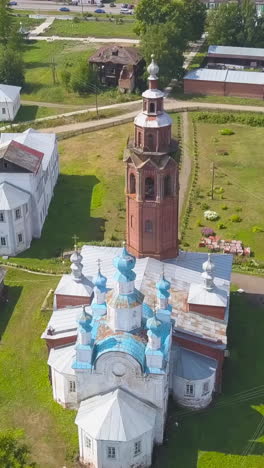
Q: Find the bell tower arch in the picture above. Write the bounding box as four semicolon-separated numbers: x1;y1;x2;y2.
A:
124;55;179;260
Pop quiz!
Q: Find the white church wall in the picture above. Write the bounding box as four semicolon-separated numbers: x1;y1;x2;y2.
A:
172;372;216;409
107;304;142;332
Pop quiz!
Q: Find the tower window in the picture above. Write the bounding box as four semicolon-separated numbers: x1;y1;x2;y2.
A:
131;215;134;228
145;177;155;200
107;447;116;459
69;381;76;392
138;131;142;147
85;436;91;448
0;212;4;222
185;383;195;397
164;175;171;197
147;134;154;151
145;220;153;233
134;440;142;456
130;173;136;194
149;102;155;113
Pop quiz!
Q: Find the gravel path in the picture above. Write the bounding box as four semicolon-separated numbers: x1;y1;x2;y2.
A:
178;111;192;222
231;272;264;294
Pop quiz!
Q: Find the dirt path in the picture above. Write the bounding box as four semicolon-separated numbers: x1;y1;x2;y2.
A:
178;111;192;221
21;100;87;109
231;272;264;294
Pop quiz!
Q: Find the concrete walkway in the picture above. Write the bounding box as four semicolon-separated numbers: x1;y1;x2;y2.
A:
178;111;192;220
30;16;55;36
28;34;139;44
231;273;264;294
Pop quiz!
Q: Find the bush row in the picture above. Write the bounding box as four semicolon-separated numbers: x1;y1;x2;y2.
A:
192;111;264;127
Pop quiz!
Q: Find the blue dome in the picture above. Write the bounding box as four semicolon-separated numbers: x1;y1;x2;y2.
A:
143;303;154;319
156;273;171;299
113;245;136;281
94;270;107;291
147;315;162;332
78;307;92;330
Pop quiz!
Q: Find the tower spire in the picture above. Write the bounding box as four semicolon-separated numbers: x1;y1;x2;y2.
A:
202;253;215;291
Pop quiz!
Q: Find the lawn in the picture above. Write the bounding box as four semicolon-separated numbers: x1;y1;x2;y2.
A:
14;104;70;122
172;88;264;107
44;18;137;39
1;272;263;468
0;269;78;468
182;117;264;260
153;291;264;468
21;40;140;106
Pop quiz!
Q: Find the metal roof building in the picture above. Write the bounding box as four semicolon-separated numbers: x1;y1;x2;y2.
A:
208;45;264;61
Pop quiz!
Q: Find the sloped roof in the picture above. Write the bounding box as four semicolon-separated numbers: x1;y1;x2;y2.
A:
0;140;43;173
89;45;142;66
0;84;21;103
55;273;93;298
134;112;172;128
0;181;30;210
41;305;85;341
48;344;75;375
0;129;56;172
188;283;228;307
175;346;217;380
75;388;156;441
184;68;228;82
184;68;264;85
208;45;264;58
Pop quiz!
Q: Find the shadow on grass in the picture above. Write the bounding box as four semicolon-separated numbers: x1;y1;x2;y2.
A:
14;105;39;123
17;174;105;260
152;292;264;468
0;286;22;337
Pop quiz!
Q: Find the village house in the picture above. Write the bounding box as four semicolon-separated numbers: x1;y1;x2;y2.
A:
0;84;21;122
89;45;144;93
0;129;59;256
41;57;232;468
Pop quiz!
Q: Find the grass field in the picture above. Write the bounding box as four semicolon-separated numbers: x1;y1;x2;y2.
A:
1;271;263;468
45;18;137;38
14;104;70;122
21;40;140;106
172;88;264;107
182;117;264;260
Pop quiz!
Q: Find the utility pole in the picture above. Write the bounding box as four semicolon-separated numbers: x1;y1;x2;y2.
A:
211;162;215;200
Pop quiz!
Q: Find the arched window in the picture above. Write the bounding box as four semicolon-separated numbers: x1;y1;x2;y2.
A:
149;102;155;113
131;215;134;228
138;131;142;147
147;134;154;151
145;177;155;200
164;175;171;197
130;173;136;194
145;220;153;233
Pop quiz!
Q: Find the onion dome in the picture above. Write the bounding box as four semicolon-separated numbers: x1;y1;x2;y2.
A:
147;314;162;333
202;253;215;291
147;54;159;80
93;260;107;292
143;303;154;319
113;242;136;282
156;272;171;299
78;306;92;330
70;245;83;281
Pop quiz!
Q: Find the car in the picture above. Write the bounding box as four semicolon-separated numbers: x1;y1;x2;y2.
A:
110;2;116;6
8;1;17;5
121;3;128;8
59;6;70;11
120;7;133;14
94;8;105;13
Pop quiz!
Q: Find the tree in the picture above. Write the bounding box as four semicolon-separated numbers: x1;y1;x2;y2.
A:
140;23;185;86
207;3;243;46
239;0;258;46
135;0;206;85
70;61;96;95
0;430;36;467
0;0;14;44
0;46;25;86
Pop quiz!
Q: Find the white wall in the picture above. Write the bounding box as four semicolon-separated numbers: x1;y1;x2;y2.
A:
172;372;216;409
79;429;154;468
51;368;77;408
0;202;33;256
0;96;20;122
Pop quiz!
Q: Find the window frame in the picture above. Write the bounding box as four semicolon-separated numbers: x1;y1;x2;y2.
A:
0;212;4;222
15;208;21;220
0;236;7;246
134;440;142;457
185;383;195;397
202;381;210;396
145;220;153;233
85;435;92;449
17;233;23;244
107;446;116;459
69;380;76;393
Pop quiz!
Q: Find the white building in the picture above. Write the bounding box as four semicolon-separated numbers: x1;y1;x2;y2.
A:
43;245;232;468
0;84;21;121
0;129;59;256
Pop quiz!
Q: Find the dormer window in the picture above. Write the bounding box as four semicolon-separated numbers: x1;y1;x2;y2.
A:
112;47;118;56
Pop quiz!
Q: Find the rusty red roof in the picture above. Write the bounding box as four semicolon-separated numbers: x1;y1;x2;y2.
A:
89;45;143;66
0;140;44;173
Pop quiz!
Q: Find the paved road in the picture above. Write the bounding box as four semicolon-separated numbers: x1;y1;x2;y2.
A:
13;0;129;15
28;33;139;43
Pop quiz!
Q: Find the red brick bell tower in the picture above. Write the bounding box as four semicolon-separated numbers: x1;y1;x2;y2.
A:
124;55;179;260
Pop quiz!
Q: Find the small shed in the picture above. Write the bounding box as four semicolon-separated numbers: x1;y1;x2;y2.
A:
207;45;264;69
0;84;21;122
89;46;144;92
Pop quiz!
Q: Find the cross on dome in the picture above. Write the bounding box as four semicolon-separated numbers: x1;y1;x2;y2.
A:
147;54;159;80
94;258;107;291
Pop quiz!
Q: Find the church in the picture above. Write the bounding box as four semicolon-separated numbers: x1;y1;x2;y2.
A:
42;56;232;468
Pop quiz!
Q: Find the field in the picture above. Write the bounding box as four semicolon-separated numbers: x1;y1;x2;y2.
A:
1;271;263;468
182;116;264;260
45;18;137;39
22;40;140;106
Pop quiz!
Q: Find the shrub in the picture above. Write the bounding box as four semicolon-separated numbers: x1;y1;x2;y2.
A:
183;242;189;247
235;207;242;212
219;128;235;136
204;210;219;221
252;226;264;233
196;220;203;227
221;204;228;210
201;227;215;237
230;214;242;223
201;203;210;210
218;223;226;229
214;186;224;194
